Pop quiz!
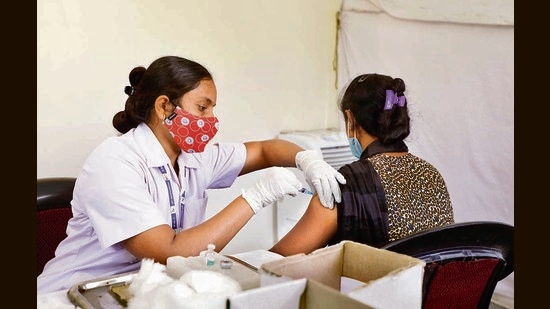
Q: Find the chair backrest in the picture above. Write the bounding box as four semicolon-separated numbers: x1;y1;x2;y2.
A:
37;177;76;276
380;221;513;309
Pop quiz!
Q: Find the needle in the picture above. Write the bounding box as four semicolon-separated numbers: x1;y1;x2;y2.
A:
298;188;313;195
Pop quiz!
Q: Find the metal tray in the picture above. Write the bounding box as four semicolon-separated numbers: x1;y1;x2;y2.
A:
67;271;137;309
66;254;262;308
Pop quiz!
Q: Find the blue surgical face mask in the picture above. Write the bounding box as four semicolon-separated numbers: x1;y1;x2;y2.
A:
348;136;363;158
347;119;363;158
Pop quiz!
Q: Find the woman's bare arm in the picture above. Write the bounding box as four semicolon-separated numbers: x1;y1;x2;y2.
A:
122;195;255;264
269;194;338;256
240;139;303;175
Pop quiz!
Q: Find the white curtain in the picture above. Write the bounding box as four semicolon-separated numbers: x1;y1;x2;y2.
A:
337;0;514;306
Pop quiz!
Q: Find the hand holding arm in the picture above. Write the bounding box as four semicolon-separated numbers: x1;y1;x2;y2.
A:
242;167;303;214
295;150;346;209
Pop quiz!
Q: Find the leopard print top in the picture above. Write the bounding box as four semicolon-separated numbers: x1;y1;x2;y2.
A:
368;153;454;241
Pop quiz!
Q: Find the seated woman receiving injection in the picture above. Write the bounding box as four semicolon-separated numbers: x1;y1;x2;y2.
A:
270;73;455;256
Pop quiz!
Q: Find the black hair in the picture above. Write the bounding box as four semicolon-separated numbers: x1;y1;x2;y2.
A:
338;73;410;145
112;56;213;134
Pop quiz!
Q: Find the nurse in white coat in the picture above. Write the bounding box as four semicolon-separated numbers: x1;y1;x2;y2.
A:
37;55;345;294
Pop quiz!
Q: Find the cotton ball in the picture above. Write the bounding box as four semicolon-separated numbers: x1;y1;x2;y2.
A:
181;269;242;294
177;293;228;309
129;279;196;309
129;259;173;296
154;280;197;308
128;259;197;309
128;261;243;309
126;289;155;309
179;270;242;309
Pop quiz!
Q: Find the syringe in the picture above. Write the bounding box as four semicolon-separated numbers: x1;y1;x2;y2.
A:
298;188;313;195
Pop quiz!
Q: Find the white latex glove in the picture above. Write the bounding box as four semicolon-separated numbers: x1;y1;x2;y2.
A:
295;150;347;209
242;167;303;214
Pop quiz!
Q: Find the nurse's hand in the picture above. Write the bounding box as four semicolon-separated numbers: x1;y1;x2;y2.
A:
295;150;346;209
242;167;302;214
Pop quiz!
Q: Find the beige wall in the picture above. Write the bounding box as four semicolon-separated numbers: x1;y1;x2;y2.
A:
38;0;342;254
38;0;342;178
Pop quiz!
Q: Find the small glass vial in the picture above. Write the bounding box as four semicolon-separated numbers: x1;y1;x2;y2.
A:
220;259;233;270
206;243;216;267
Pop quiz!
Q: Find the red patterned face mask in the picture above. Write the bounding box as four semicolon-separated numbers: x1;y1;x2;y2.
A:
164;106;219;153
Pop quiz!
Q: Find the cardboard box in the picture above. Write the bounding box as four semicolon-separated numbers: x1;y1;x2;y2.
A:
166;252;372;308
260;241;425;309
229;277;373;309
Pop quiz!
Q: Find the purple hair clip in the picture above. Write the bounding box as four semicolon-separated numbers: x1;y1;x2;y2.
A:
384;89;406;110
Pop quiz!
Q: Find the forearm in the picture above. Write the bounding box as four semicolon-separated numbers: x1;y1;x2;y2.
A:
174;196;255;255
124;165;304;263
123;196;255;263
241;139;303;174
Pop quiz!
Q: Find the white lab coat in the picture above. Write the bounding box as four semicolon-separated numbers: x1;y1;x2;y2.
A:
37;122;246;294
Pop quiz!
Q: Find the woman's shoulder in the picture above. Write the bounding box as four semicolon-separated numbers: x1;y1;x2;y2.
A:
185;142;246;170
337;159;375;177
198;142;246;159
84;129;158;168
92;133;140;155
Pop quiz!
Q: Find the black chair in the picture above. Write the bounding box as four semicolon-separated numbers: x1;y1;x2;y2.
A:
380;221;513;309
37;177;76;276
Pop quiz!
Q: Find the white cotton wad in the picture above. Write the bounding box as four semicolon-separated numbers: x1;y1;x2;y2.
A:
129;259;174;296
181;269;242;294
127;259;242;308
